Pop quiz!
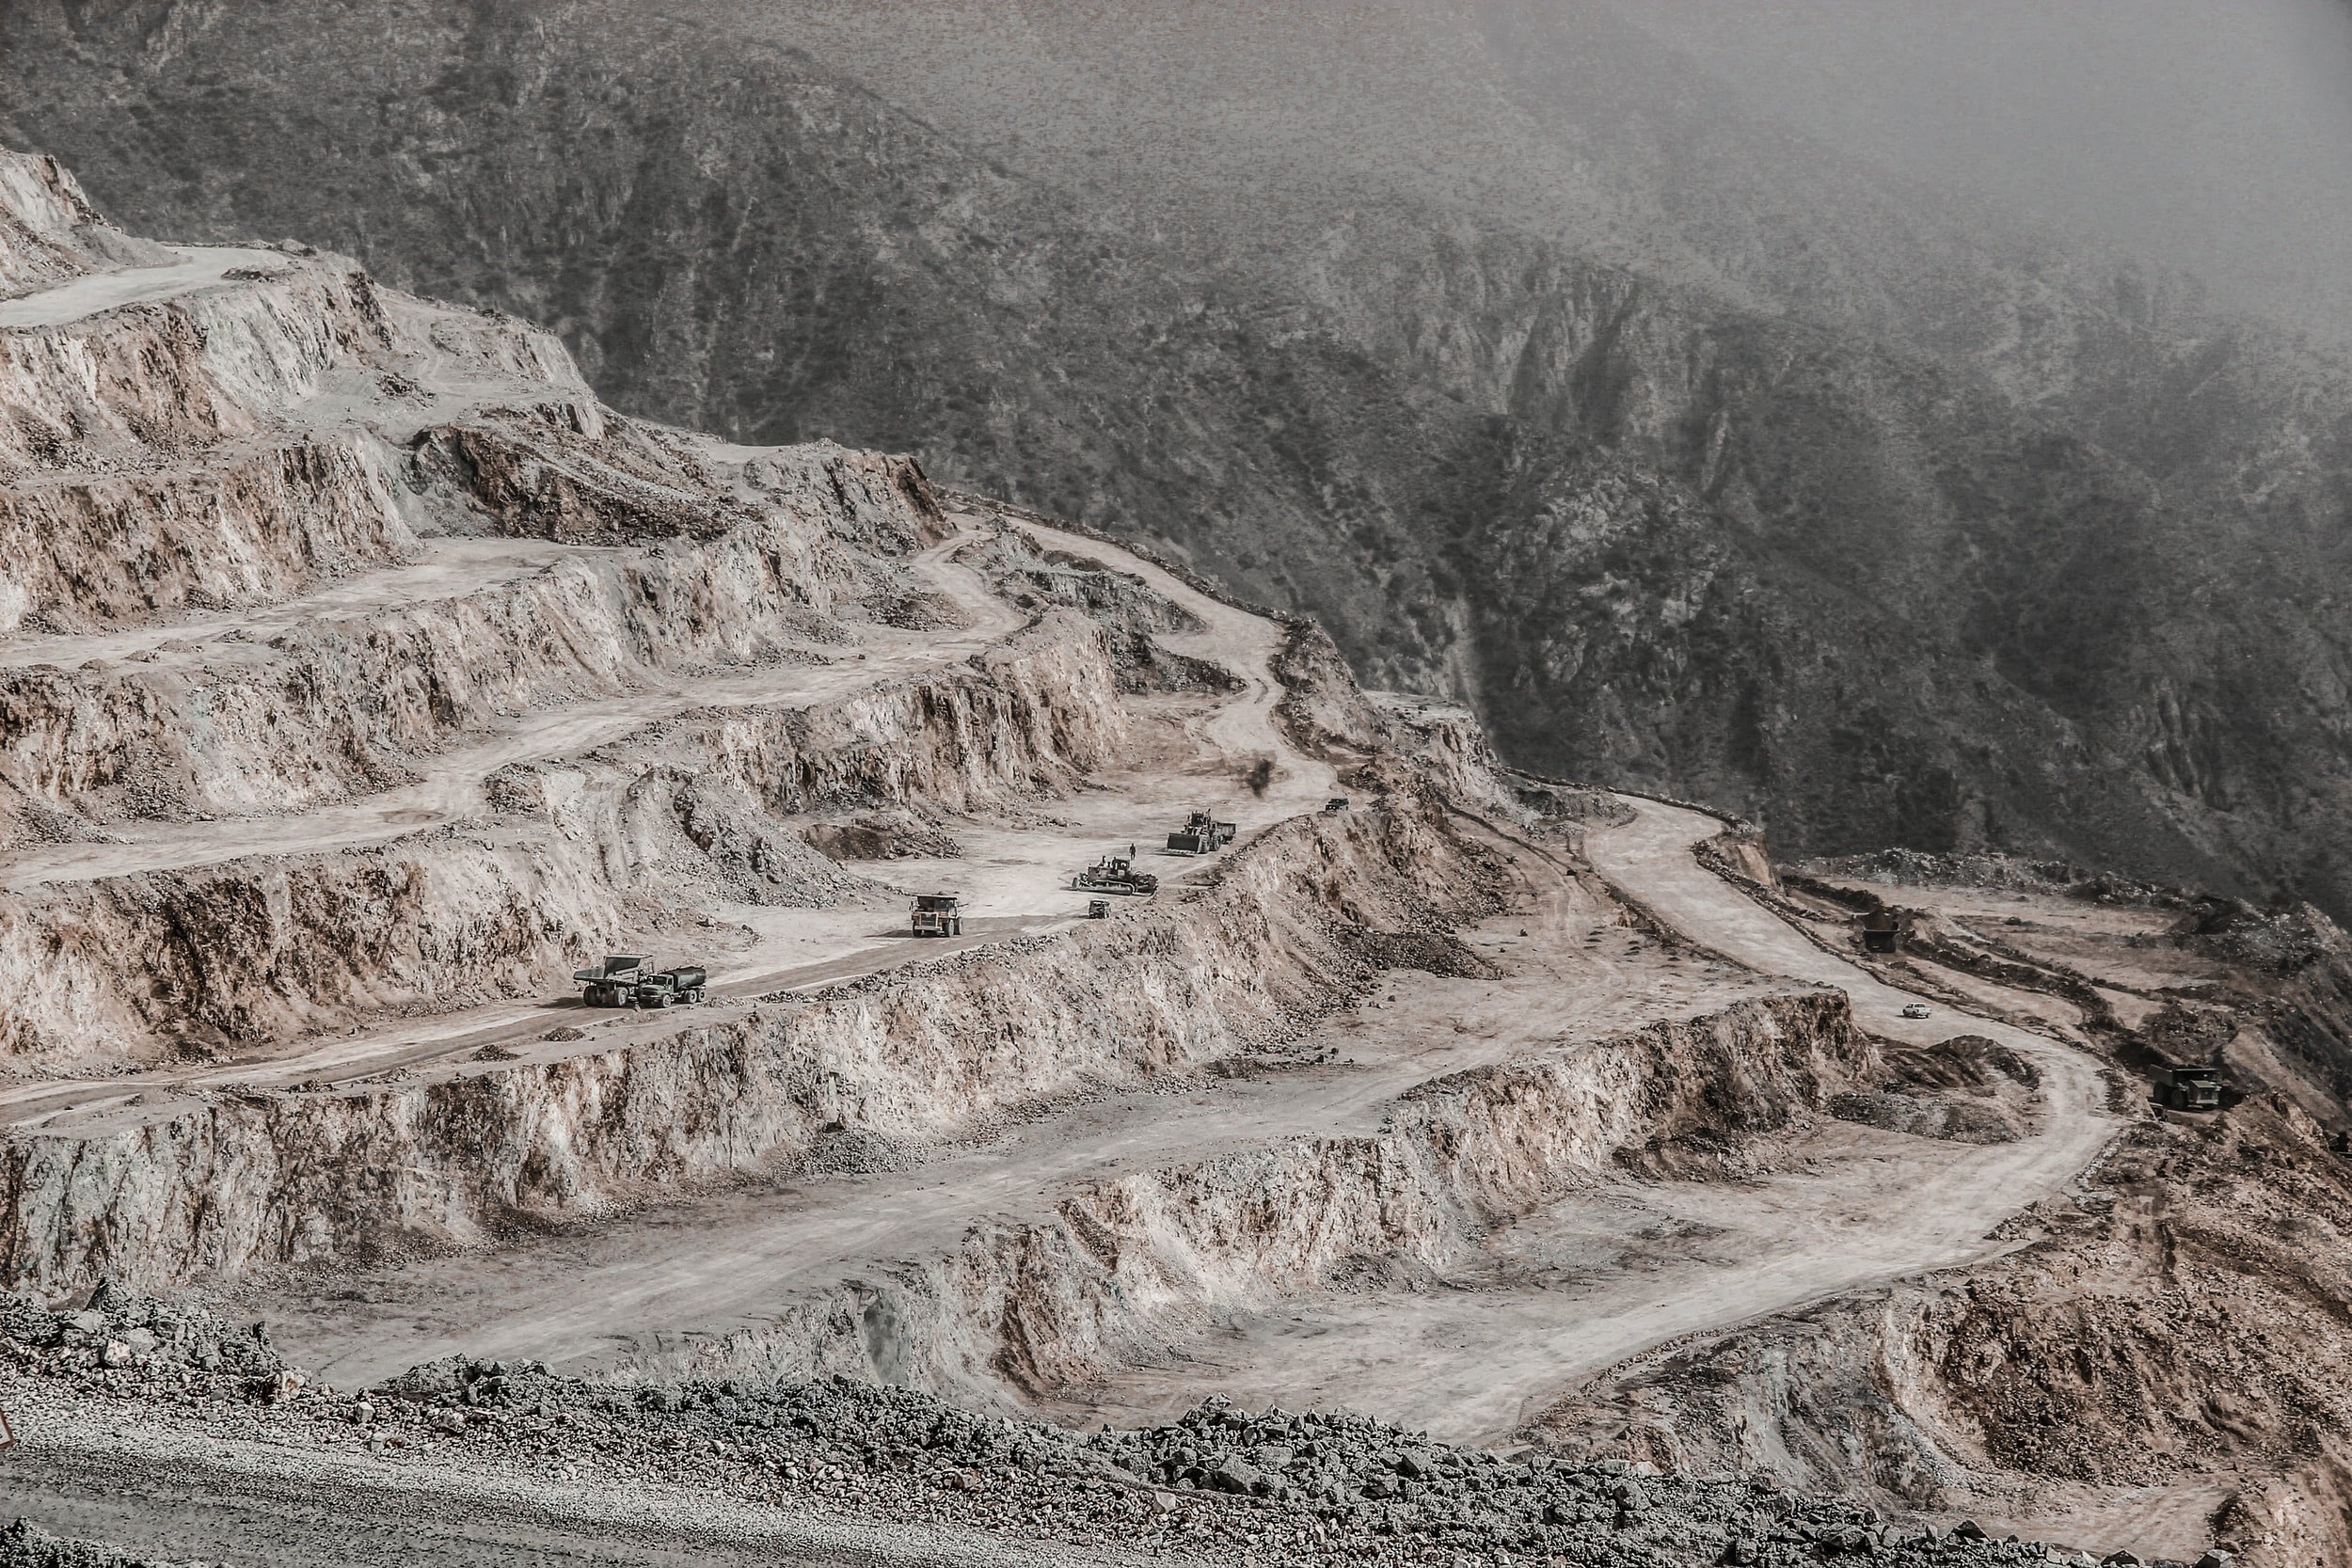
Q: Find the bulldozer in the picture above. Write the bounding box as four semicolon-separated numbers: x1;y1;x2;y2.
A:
910;893;964;937
575;954;708;1009
1165;808;1238;855
2153;1064;2225;1112
1073;854;1158;895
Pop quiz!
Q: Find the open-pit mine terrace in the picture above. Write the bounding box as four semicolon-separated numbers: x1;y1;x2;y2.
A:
0;147;2136;1563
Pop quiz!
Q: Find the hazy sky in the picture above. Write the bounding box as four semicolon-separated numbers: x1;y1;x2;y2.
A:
1613;0;2352;333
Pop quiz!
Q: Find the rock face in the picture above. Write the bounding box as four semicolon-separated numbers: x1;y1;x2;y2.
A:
0;146;166;295
0;129;1173;1086
631;989;1871;1401
7;0;2350;919
0;143;1905;1481
0;134;2294;1568
0;798;1491;1293
1535;856;2352;1565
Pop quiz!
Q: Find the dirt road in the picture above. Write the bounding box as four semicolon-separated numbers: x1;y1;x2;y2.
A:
0;1379;1165;1568
1584;799;2117;1107
0;499;1344;1136
0;244;283;328
253;792;2118;1433
1060;797;2122;1442
1001;515;1337;819
263;822;1752;1387
0;531;1022;893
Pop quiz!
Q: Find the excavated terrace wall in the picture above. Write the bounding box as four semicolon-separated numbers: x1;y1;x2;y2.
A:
0;504;891;830
0;264;445;632
0;610;1128;1064
0;150;96;293
1524;1092;2352;1566
0;434;422;635
0;250;670;636
634;990;1871;1404
651;612;1130;819
0;150;157;297
0;833;636;1064
1694;823;1778;891
0;793;1493;1293
0;260;568;482
0;305;261;480
0;274;949;826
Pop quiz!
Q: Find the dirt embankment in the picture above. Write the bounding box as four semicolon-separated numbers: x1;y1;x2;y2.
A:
631;990;1872;1402
1692;824;1777;893
0;790;1496;1295
1533;1091;2352;1564
0;607;1126;1066
1534;863;2352;1566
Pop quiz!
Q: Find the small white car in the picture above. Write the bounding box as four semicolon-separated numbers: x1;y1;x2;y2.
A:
1899;1003;1932;1020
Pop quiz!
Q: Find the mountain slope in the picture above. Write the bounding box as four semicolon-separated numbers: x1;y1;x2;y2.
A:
6;0;2349;917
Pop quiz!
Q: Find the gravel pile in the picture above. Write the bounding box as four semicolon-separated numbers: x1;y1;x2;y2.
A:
1084;1398;2141;1567
0;1279;286;1387
3;1292;2162;1568
0;1520;208;1568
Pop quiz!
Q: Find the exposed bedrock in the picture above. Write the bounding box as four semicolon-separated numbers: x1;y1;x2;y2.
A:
0;834;631;1067
0;435;420;635
640;612;1130;816
1528;1094;2352;1566
0;499;924;833
628;990;1871;1405
0;148;162;295
0;260;586;635
0;304;262;478
0;233;944;646
0;610;1128;1064
0;260;560;480
0;794;1496;1293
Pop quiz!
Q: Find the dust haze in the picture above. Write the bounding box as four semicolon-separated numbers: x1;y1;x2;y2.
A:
1616;0;2352;333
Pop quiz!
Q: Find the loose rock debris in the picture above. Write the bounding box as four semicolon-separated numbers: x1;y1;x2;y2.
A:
3;1286;2137;1568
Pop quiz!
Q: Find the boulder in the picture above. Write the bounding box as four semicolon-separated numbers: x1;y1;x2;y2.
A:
1209;1456;1263;1496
